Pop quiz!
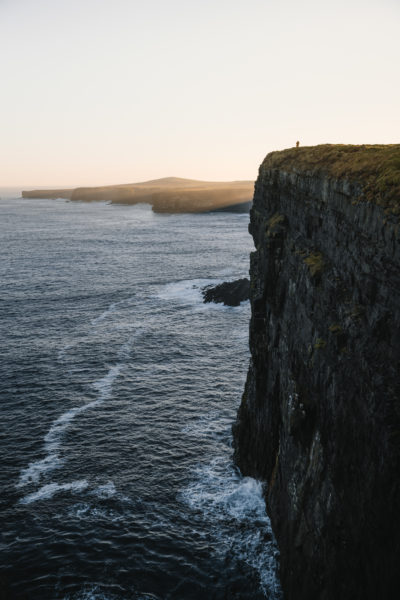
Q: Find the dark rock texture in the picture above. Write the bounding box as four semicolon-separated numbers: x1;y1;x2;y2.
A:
233;146;400;600
202;278;250;306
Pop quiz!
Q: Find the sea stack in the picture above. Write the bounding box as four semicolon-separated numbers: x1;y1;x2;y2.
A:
233;144;400;599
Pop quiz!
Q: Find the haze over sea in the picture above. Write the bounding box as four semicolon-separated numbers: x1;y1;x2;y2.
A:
0;193;282;600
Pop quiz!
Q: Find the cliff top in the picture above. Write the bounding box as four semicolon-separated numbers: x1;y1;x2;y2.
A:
262;144;400;213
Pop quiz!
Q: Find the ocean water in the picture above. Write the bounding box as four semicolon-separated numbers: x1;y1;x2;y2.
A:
0;196;282;600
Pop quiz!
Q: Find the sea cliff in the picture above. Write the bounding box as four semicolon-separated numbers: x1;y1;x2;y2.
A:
233;144;400;599
22;177;253;213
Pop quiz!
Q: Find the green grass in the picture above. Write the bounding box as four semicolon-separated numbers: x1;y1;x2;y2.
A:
261;144;400;214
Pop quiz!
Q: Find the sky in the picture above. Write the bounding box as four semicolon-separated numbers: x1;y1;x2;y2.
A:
1;0;399;187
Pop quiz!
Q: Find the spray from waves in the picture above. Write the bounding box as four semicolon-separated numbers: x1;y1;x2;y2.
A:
157;277;249;311
180;410;283;599
181;457;282;598
17;364;123;490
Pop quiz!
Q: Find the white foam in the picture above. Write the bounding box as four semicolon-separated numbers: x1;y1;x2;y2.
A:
157;277;248;311
181;456;282;598
64;585;118;600
91;302;117;325
90;295;138;326
17;454;64;488
92;481;116;499
182;457;268;523
92;364;122;400
17;364;123;489
69;502;122;522
19;479;88;505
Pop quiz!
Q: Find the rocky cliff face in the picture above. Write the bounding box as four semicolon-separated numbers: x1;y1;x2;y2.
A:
233;145;400;599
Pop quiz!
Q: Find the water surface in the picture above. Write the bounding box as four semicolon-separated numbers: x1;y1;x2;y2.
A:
0;197;281;599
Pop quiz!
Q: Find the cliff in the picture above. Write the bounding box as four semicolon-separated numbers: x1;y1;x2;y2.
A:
233;144;400;599
21;189;73;199
22;177;253;213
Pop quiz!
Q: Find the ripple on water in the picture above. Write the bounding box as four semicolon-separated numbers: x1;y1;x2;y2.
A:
17;363;123;491
1;202;277;599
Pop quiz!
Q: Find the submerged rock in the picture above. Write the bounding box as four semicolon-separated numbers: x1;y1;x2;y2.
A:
202;278;250;306
233;144;400;600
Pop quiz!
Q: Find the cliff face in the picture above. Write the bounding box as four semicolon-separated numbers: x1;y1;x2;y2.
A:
233;145;400;599
21;189;73;199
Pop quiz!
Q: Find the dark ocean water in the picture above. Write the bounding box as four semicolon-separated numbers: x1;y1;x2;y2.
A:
0;197;282;600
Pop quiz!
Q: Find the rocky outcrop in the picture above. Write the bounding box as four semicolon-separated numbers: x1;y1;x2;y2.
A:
233;145;400;600
22;177;253;213
202;278;250;306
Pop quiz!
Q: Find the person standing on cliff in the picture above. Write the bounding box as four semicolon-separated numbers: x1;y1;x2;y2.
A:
296;141;300;148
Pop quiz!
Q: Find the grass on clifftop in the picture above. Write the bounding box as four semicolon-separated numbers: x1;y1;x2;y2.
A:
262;144;400;213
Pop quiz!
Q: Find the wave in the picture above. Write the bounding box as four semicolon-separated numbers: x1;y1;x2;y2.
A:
64;586;120;600
91;481;116;499
19;479;89;505
57;342;75;361
91;302;118;325
181;407;282;599
17;291;146;500
157;277;249;311
181;410;232;441
181;456;282;598
90;295;137;326
17;364;123;489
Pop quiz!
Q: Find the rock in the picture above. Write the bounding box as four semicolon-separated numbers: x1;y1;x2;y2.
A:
232;144;400;600
202;278;250;306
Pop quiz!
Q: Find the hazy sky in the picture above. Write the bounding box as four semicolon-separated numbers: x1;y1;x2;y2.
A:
1;0;399;187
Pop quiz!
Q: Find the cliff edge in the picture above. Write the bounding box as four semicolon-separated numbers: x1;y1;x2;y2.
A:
233;144;400;599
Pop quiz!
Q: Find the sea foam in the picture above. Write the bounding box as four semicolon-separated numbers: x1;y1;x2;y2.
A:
157;277;248;311
19;479;89;505
17;364;123;489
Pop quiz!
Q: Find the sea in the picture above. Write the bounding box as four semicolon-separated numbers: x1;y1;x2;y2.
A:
0;193;282;600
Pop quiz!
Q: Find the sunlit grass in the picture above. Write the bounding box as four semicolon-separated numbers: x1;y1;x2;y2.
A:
262;144;400;213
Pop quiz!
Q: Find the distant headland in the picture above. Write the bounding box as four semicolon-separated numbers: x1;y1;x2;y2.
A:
22;177;254;213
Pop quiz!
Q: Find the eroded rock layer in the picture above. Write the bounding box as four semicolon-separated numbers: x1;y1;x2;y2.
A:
233;145;400;600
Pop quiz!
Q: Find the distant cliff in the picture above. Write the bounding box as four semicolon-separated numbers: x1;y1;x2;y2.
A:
233;144;400;599
21;189;73;199
22;177;253;213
